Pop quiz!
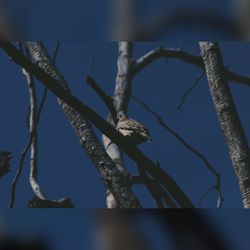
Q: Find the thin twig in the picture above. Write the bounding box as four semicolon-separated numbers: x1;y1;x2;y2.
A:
90;42;100;72
129;173;177;208
23;65;46;200
86;77;174;208
86;76;117;123
9;42;60;208
199;182;223;208
177;70;205;110
1;42;194;208
132;46;250;87
138;165;165;208
132;95;223;207
85;78;176;207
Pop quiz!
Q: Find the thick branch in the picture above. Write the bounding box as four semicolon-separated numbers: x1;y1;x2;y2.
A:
102;42;134;208
133;47;250;87
86;76;178;208
0;42;194;208
24;42;141;209
200;42;250;208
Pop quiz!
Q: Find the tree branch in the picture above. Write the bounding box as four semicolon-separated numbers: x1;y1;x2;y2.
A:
24;41;141;209
9;42;69;208
200;42;250;208
132;46;250;87
131;94;222;207
86;76;178;208
0;42;194;208
86;76;117;123
177;70;205;110
102;42;134;208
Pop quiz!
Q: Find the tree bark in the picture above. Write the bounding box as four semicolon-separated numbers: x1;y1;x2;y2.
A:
0;42;194;208
199;42;250;208
25;42;141;208
103;42;133;208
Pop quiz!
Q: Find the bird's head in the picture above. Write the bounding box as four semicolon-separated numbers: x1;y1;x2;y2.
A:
117;110;127;120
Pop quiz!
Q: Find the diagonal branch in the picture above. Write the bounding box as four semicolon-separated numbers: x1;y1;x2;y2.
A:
86;76;117;123
177;70;205;110
9;42;61;208
24;41;141;209
86;75;178;208
102;42;134;208
132;46;250;87
131;95;222;207
199;42;250;208
0;42;194;208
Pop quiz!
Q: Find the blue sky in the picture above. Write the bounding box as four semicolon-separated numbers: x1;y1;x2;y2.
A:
0;42;250;208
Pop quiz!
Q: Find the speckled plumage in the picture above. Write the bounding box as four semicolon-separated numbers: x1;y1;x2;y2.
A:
116;111;152;145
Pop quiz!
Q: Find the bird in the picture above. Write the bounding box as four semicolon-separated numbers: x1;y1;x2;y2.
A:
116;111;152;145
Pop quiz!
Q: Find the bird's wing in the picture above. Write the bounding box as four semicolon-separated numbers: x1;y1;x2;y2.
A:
119;119;150;134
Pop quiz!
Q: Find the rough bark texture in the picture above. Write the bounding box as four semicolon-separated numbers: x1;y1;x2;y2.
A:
25;42;141;208
103;42;133;208
0;42;194;208
23;68;46;200
199;42;250;208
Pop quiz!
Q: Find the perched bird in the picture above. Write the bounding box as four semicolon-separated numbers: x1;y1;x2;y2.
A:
116;111;152;145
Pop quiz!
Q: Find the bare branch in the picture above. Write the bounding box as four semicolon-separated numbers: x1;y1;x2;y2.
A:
9;42;60;208
85;76;178;207
86;76;173;206
90;42;100;72
102;42;134;208
200;42;250;208
129;174;178;208
133;46;250;87
0;42;194;208
22;66;46;200
199;183;223;208
177;70;205;110
131;95;222;207
86;76;117;123
24;41;141;208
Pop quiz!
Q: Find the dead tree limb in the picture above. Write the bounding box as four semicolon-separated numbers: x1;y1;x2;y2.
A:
131;94;223;207
199;42;250;208
132;46;250;87
0;42;194;208
102;42;134;208
86;76;177;207
24;41;141;208
86;76;117;123
22;66;46;200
